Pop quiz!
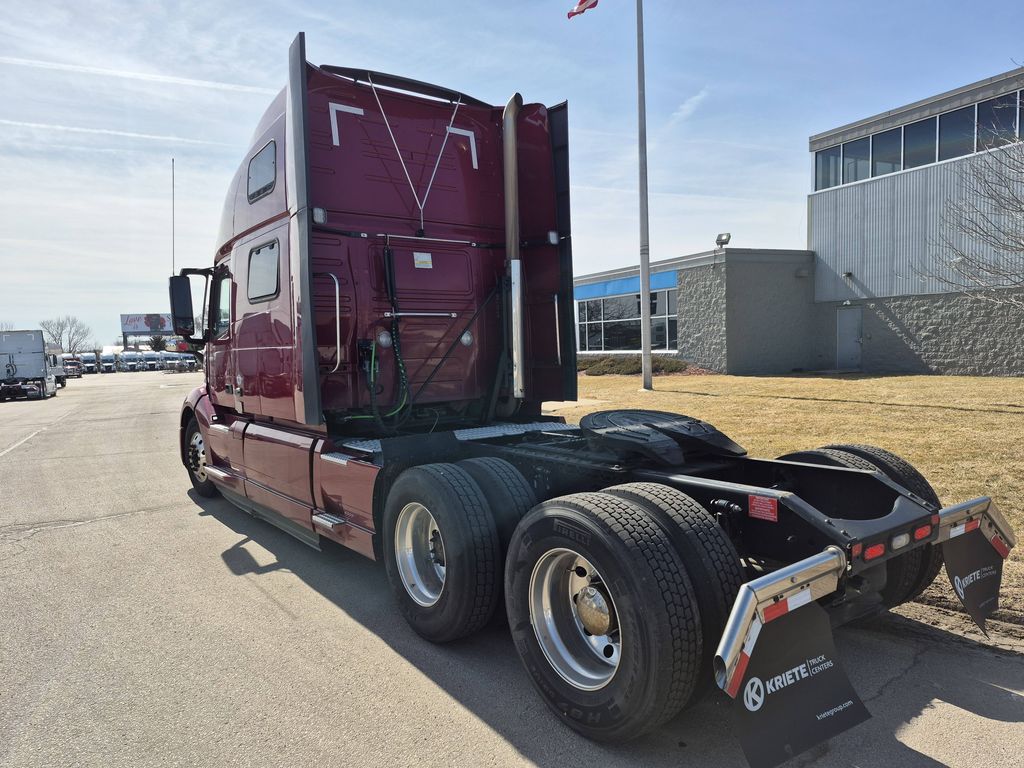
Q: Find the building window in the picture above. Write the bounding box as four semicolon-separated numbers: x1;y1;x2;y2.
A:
247;241;280;302
939;106;976;161
977;94;1017;150
247;141;276;203
871;128;901;176
842;138;870;184
576;288;677;353
815;146;841;190
903;116;937;169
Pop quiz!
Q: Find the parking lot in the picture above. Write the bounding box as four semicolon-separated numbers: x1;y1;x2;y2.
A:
2;371;1023;767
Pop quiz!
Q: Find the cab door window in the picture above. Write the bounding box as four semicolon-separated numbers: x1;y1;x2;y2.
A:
212;274;232;338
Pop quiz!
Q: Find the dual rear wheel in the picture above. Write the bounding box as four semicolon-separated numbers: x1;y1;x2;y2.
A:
382;463;741;742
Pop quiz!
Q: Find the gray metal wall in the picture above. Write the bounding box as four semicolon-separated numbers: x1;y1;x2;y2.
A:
809;154;1013;302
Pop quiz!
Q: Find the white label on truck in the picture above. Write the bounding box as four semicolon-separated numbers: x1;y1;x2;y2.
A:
413;252;433;269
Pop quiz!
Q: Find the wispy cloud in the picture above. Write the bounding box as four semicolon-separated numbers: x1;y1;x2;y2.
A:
0;55;277;95
0;119;230;146
668;87;710;127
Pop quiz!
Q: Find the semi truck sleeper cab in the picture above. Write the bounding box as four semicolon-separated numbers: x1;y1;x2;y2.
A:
169;33;1014;767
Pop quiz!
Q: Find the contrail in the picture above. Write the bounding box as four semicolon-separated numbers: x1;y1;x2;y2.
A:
0;55;277;95
0;118;229;146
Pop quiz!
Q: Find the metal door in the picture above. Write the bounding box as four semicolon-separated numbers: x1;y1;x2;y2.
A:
836;306;863;370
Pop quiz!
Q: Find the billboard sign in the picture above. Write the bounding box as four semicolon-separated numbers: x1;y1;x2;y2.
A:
120;314;173;334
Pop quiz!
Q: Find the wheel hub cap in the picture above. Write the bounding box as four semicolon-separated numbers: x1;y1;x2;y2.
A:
529;549;622;691
394;503;446;607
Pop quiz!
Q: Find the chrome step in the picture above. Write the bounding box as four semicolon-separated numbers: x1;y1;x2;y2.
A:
312;512;345;530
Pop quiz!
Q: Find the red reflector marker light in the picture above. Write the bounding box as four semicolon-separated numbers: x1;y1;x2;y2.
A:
851;543;863;559
863;543;886;561
913;525;932;541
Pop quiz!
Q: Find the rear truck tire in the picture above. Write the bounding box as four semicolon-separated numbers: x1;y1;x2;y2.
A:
504;492;702;742
383;463;501;643
822;444;944;606
779;446;942;608
184;417;218;498
602;482;743;701
456;457;537;624
456;457;537;551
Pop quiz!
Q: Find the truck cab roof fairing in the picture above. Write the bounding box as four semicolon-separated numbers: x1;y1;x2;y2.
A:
287;32;322;426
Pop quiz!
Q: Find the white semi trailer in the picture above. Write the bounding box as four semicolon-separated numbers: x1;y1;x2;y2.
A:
1;330;59;400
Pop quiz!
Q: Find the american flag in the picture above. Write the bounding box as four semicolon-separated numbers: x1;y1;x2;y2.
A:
567;0;599;20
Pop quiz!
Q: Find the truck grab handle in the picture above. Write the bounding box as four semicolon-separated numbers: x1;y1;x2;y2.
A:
314;272;341;374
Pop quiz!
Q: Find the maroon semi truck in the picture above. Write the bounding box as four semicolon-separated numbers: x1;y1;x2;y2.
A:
170;34;1015;766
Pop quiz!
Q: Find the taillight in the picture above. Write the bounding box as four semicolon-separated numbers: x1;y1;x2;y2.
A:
863;543;886;561
851;543;863;559
913;524;932;541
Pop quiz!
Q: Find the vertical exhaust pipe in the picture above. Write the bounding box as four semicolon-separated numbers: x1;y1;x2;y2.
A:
503;93;525;400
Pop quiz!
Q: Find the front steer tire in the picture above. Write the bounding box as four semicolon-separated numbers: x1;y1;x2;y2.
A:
184;417;218;498
505;492;702;742
383;463;501;643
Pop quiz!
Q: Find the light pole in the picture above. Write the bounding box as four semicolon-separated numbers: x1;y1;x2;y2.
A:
635;0;653;390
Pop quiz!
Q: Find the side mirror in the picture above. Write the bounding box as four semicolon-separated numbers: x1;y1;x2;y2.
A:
169;269;211;342
169;275;195;336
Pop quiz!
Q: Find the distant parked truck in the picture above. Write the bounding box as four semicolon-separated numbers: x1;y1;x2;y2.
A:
1;330;59;400
61;354;83;379
100;353;117;373
143;350;161;371
120;351;143;371
80;354;98;374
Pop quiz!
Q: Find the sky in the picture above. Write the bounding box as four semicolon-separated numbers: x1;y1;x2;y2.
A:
0;0;1021;345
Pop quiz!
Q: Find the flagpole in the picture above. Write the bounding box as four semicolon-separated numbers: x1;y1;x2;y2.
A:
636;0;653;390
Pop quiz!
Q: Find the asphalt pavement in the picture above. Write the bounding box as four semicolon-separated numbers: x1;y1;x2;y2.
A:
1;372;1022;767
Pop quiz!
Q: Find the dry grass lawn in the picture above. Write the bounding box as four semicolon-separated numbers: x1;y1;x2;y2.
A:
549;373;1024;622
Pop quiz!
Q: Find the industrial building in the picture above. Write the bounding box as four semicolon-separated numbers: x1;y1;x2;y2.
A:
574;67;1024;375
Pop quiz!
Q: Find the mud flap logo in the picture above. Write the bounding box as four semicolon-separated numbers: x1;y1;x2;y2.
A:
943;529;1005;634
733;602;870;768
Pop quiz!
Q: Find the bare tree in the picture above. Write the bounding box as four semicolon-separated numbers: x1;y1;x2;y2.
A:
0;321;15;332
930;128;1024;309
39;316;93;354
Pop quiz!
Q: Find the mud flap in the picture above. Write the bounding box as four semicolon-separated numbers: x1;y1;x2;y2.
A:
938;498;1015;635
942;526;1008;634
731;601;870;768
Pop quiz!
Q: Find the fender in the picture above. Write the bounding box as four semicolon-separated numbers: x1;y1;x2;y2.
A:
179;386;213;466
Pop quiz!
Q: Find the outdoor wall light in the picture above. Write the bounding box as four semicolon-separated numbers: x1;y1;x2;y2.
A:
715;232;731;247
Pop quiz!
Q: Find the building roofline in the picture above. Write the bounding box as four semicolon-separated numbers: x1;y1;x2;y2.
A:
574;248;813;285
808;66;1024;152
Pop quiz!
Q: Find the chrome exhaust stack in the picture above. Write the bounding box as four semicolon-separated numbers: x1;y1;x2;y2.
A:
503;93;525;400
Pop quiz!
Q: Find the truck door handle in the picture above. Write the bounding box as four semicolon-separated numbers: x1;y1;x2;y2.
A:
314;272;341;374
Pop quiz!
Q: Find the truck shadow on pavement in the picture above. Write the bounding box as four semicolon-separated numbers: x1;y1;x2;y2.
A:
189;491;1024;768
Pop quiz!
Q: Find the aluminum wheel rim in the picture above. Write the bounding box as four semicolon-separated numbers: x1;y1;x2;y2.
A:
188;431;208;482
529;548;622;691
394;502;446;607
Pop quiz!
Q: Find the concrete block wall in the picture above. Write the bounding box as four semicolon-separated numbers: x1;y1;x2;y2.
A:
819;290;1024;375
677;263;727;371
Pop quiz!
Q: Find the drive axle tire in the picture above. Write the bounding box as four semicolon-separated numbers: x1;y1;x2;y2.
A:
383;463;501;643
184;417;218;498
780;445;942;608
823;444;944;606
603;482;743;700
456;457;536;551
505;492;702;742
